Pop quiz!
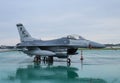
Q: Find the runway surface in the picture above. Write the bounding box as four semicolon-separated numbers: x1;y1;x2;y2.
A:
0;50;120;83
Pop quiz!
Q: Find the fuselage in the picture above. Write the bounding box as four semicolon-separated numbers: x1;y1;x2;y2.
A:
17;36;105;58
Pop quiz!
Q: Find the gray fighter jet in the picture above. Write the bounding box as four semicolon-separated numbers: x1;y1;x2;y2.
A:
16;23;105;62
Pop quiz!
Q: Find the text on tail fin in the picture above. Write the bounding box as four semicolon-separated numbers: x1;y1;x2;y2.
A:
16;23;35;42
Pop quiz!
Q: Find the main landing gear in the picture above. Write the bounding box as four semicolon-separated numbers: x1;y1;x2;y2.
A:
33;55;41;62
47;56;53;62
33;55;54;63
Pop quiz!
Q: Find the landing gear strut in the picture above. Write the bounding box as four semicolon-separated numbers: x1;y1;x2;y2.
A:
33;55;41;62
80;50;84;61
43;57;46;61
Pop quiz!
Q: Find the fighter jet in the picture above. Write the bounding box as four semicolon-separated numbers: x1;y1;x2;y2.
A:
16;23;105;63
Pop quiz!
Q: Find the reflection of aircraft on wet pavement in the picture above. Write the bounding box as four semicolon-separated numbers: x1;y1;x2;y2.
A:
16;23;105;63
8;64;107;83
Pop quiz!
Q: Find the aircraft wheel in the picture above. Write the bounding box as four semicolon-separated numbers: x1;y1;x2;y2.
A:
48;56;53;62
33;55;41;62
67;58;71;63
33;56;37;62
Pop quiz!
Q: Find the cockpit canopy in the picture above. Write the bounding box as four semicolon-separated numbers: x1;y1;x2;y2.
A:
67;35;85;40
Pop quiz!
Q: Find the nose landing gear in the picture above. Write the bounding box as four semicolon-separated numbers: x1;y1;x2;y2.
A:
67;58;71;66
67;58;71;63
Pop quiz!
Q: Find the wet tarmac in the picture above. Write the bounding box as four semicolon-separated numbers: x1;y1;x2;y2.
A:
0;50;120;83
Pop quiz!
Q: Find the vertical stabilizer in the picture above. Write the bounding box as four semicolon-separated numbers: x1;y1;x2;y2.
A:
16;23;35;42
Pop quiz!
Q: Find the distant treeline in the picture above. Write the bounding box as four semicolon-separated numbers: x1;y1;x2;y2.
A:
0;45;16;49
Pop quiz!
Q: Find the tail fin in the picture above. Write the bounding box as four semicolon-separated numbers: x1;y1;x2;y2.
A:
16;23;35;42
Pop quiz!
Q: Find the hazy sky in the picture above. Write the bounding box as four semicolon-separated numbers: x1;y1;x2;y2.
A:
0;0;120;45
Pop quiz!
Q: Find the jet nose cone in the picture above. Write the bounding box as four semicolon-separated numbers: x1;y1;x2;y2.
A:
89;41;105;48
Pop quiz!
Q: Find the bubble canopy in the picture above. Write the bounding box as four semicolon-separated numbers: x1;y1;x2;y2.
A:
67;35;85;40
